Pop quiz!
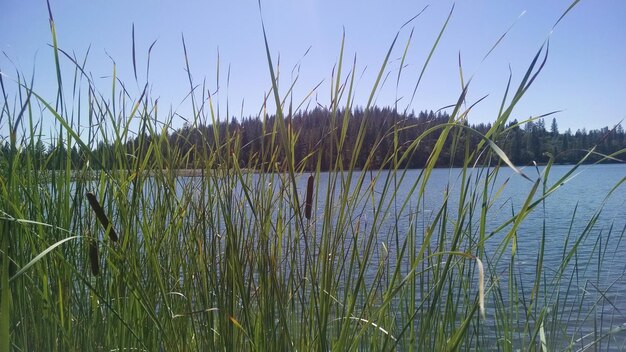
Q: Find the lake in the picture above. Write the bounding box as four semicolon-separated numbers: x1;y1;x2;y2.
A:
219;163;625;348
141;163;626;349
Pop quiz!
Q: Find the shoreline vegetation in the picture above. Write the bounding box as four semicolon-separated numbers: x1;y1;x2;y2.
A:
2;1;626;351
4;107;624;174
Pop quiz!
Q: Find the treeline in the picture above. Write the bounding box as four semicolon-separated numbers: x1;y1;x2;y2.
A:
2;107;625;171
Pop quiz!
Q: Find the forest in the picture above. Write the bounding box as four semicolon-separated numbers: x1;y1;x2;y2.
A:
3;107;625;171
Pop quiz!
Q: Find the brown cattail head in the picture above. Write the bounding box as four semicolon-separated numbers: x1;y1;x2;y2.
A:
86;192;118;242
89;239;100;276
305;175;314;220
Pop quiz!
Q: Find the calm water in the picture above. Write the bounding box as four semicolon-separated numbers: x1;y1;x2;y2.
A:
177;163;624;348
301;163;625;264
296;163;626;348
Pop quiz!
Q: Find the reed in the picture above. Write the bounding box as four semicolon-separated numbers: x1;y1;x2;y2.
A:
86;192;119;242
88;238;100;276
1;1;625;351
304;175;314;220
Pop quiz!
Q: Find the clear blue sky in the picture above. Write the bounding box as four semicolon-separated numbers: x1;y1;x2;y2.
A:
1;0;625;136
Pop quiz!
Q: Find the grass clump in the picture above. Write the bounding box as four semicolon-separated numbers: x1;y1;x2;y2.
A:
1;2;626;351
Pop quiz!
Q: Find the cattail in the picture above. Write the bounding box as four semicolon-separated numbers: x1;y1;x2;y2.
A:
86;192;118;242
475;256;485;319
89;239;100;276
304;175;314;220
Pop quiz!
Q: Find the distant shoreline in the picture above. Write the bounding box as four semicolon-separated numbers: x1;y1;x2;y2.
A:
44;162;623;180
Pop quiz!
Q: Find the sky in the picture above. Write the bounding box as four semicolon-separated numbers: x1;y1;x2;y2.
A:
1;0;625;138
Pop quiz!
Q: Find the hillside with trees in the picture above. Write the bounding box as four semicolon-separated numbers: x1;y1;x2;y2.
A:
2;107;624;171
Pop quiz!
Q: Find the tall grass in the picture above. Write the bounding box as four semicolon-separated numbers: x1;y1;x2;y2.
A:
2;2;626;350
